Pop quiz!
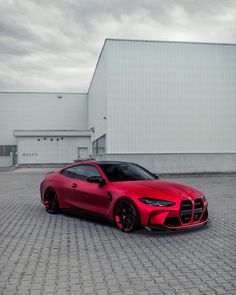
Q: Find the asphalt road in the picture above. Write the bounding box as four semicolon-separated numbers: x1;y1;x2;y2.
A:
0;168;235;295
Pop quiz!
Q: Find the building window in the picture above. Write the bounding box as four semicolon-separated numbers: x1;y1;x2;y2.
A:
92;134;106;155
0;145;17;156
0;146;4;156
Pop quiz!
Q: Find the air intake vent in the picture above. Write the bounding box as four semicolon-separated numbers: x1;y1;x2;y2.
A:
201;208;208;221
164;217;180;227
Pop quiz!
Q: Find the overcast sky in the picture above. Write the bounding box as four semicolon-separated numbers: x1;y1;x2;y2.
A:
0;0;235;92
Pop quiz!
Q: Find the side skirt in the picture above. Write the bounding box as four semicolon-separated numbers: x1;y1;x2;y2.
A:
60;207;114;225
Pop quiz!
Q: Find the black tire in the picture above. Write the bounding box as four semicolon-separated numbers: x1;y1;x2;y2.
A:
114;199;140;232
44;190;59;214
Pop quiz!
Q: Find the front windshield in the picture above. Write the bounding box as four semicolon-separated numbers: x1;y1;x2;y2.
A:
100;163;156;182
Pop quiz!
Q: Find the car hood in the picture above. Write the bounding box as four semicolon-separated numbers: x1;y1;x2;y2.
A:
112;179;202;202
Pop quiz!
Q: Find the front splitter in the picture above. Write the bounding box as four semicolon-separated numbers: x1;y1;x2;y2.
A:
144;220;208;232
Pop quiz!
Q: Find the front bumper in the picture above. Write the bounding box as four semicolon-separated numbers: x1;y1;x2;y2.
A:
140;199;208;230
145;219;208;231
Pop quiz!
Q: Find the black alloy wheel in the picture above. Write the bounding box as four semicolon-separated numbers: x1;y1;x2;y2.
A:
114;200;139;232
44;190;59;214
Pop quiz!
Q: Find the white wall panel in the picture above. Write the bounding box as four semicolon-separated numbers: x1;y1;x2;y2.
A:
104;40;236;154
17;136;90;164
0;92;88;145
0;156;12;167
88;45;108;145
97;153;236;174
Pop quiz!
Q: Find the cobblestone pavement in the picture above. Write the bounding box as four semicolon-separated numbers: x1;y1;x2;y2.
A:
0;169;235;295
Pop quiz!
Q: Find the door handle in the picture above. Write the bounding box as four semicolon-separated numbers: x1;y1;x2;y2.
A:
71;183;77;188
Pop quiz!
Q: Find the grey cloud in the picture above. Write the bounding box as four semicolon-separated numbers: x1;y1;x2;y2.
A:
0;0;235;92
0;20;35;40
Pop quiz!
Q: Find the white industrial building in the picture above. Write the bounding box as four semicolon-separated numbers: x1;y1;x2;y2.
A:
0;93;90;166
0;39;235;173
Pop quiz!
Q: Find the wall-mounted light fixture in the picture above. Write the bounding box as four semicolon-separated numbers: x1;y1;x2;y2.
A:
57;95;63;99
90;127;95;133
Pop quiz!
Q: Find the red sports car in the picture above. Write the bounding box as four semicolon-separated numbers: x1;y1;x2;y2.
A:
40;161;208;232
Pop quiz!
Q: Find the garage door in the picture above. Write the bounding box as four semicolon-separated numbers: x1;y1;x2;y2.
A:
18;136;89;164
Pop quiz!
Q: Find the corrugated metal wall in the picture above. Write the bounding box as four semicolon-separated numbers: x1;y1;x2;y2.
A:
105;40;236;154
88;45;108;149
0;92;88;145
17;136;90;164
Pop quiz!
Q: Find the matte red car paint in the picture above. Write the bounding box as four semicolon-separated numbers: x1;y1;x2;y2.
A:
40;161;208;230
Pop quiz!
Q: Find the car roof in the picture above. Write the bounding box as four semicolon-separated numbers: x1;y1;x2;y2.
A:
96;161;132;165
57;161;138;174
60;160;135;170
72;160;135;166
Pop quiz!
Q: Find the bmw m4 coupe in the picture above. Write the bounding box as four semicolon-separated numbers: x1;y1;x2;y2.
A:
40;161;208;232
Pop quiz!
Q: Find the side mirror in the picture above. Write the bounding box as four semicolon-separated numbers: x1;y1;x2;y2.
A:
87;176;106;184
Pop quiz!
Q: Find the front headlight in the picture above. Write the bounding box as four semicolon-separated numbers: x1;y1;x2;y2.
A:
139;198;175;207
202;195;206;202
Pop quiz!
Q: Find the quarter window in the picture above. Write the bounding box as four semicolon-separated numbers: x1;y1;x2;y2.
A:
61;166;77;179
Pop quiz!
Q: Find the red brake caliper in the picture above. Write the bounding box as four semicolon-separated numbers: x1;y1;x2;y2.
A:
115;215;123;229
44;200;49;209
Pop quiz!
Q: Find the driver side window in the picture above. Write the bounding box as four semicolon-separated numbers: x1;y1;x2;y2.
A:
76;165;101;181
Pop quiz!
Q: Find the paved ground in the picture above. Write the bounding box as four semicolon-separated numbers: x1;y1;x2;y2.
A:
0;168;235;295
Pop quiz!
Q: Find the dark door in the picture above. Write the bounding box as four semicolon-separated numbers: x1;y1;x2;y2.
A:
62;164;110;216
12;145;17;165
